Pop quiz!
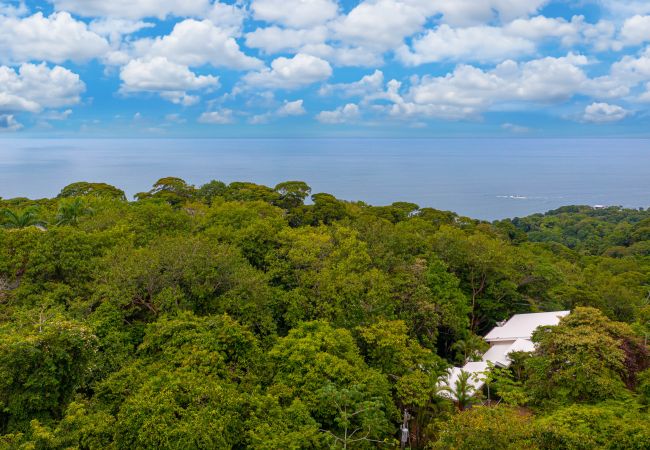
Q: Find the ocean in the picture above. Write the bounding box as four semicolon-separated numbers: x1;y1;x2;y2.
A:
1;138;649;221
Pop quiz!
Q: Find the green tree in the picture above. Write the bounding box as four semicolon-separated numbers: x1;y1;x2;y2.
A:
135;177;197;205
1;207;46;229
0;320;97;433
526;307;649;405
57;182;126;201
430;406;538;450
55;198;93;226
274;181;312;210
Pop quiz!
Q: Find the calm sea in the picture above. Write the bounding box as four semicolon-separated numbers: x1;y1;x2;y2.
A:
1;138;649;221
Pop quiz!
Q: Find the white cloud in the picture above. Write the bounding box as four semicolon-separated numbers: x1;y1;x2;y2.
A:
89;19;154;44
120;57;219;103
41;109;73;120
48;0;211;20
245;26;328;54
582;102;630;123
384;54;591;120
639;82;650;102
505;15;583;44
319;70;385;97
0;1;28;16
0;63;85;113
316;103;360;123
134;19;262;70
249;99;306;124
620;15;650;46
0;12;109;63
298;43;383;67
243;53;332;89
204;1;247;33
398;24;535;65
502;122;531;133
601;0;650;17
251;0;339;28
433;0;549;26
278;99;306;116
0;114;22;132
332;0;435;52
199;109;235;124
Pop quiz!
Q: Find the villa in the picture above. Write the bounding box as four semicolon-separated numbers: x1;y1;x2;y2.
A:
443;311;571;398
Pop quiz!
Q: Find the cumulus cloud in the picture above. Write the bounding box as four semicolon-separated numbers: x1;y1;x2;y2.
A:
332;0;435;53
250;99;306;124
198;109;235;124
316;103;360;123
0;12;109;64
383;54;591;120
0;63;85;113
243;53;332;89
319;70;385;97
620;15;650;46
582;102;630;123
48;0;211;20
397;25;535;65
251;0;339;28
120;57;219;104
0;1;28;16
245;26;329;55
278;99;306;116
0;114;22;132
89;19;154;44
433;0;549;26
133;19;262;70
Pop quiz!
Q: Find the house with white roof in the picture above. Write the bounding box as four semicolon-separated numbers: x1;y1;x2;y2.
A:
441;311;570;399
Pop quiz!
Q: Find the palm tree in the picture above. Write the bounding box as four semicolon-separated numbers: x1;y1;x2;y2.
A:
1;207;46;229
440;370;477;411
55;198;93;226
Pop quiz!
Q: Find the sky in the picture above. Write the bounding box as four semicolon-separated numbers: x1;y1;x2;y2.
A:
1;0;650;137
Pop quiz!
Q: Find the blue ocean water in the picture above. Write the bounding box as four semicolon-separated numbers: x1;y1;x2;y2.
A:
1;138;649;220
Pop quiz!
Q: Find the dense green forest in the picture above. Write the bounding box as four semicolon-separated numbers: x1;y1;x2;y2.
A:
0;178;649;449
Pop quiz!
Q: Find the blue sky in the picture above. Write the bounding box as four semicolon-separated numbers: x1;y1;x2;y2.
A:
1;0;650;137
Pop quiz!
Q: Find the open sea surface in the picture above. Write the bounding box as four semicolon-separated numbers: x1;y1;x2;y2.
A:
1;138;649;221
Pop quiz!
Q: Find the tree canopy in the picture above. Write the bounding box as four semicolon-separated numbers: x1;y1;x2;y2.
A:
0;178;649;448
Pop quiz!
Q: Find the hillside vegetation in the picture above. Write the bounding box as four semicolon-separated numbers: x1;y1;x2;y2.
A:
1;178;649;449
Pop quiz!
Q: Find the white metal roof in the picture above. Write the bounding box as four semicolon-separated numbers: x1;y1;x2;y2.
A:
482;338;535;367
484;311;570;342
440;362;489;399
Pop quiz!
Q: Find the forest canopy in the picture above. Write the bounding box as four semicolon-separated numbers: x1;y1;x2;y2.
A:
0;179;649;449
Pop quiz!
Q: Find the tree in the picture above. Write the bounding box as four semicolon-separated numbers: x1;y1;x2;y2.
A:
55;198;93;226
535;402;650;449
525;307;649;405
135;177;196;205
1;207;46;229
57;182;126;201
430;406;537;450
268;321;395;444
317;383;391;449
0;320;97;433
197;179;227;204
274;181;311;210
439;370;479;411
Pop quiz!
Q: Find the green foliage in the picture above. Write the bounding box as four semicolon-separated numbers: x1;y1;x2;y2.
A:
430;406;538;450
135;177;197;205
1;207;46;229
526;307;649;405
57;182;126;201
1;179;650;448
534;402;650;449
0;320;97;433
